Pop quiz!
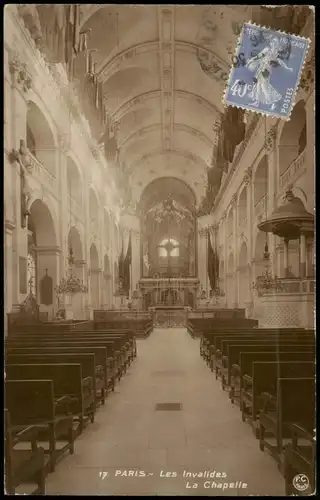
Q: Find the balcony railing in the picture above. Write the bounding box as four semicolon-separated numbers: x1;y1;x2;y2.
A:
254;194;268;220
279;149;306;191
263;277;315;295
28;152;57;192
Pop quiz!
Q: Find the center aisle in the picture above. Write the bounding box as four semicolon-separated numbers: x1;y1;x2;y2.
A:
46;328;284;496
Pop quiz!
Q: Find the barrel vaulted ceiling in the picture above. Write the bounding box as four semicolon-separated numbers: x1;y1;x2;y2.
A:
79;5;252;206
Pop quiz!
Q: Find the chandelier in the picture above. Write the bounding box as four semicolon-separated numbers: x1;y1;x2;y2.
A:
252;270;284;296
55;246;88;295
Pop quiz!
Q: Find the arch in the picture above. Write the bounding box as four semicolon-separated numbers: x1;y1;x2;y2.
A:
68;226;83;261
90;243;99;269
67;157;83;207
29;199;57;247
253;155;268;207
104;253;111;273
239;241;248;268
26;100;57;176
139;176;196;211
227;252;234;274
278;100;307;177
238;241;249;309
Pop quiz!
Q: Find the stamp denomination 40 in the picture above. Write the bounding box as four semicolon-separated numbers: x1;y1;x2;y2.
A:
223;22;310;120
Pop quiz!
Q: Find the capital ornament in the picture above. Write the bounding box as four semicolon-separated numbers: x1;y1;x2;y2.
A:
58;132;70;154
243;166;253;186
198;228;207;237
266;126;277;152
9;52;32;93
230;194;237;208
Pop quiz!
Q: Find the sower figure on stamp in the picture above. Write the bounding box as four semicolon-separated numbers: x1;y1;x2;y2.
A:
246;36;293;110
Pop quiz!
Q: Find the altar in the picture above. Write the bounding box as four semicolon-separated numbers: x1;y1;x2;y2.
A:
139;277;199;309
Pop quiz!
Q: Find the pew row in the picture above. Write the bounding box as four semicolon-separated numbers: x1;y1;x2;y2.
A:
5;379;75;473
5;409;49;495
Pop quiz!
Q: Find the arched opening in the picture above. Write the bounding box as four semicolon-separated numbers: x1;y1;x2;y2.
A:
279;101;307;180
226;252;235;307
67;157;82;208
68;226;84;319
28;199;57;316
238;187;247;230
26;101;56;176
254;231;269;280
90;243;100;309
254;156;268;221
238;241;249;308
139;178;196;278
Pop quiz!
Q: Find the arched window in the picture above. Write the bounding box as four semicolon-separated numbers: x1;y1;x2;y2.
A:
158;238;180;257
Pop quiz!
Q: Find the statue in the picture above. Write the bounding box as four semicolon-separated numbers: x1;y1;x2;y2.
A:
10;141;33;227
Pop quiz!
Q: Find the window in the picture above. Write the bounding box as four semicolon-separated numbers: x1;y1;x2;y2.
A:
158;238;179;258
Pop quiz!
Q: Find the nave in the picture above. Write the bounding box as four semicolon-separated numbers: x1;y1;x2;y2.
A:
43;328;284;496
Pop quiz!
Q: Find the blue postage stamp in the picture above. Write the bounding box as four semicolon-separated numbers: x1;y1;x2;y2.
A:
223;22;310;120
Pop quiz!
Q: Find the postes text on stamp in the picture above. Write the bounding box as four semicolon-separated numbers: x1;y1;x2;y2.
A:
223;22;310;120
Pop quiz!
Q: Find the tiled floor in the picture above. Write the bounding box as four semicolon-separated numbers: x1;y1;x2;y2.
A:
45;328;285;496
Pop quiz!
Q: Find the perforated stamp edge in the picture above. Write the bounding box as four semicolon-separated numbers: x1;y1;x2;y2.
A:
222;21;311;121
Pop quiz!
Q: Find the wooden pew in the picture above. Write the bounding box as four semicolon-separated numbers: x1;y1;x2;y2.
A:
6;353;96;423
241;361;315;435
220;342;315;392
283;423;316;495
6;345;113;398
238;351;315;424
212;332;314;374
6;335;128;382
7;330;134;375
6;363;87;434
202;329;314;367
5;379;75;473
5;409;48;495
259;377;315;470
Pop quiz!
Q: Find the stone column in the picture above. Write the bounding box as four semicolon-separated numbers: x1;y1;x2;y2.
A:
266;126;277;277
73;259;86;319
283;238;289;278
299;233;307;278
57;133;70;282
198;228;207;292
231;195;238;308
305;92;315;205
132;230;140;294
243;168;254;304
36;246;61;320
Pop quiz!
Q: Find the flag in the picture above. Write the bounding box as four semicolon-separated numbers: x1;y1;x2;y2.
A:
123;231;132;295
207;231;219;292
118;240;125;291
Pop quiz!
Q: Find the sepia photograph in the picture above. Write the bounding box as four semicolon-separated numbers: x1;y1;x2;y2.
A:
4;4;315;496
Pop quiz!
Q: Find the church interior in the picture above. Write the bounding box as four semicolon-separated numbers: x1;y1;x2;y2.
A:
4;5;315;496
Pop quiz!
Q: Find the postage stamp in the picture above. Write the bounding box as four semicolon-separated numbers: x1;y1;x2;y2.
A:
223;22;310;120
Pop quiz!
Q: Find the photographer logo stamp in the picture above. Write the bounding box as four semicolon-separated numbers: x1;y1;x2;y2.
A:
292;474;309;492
223;22;310;120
